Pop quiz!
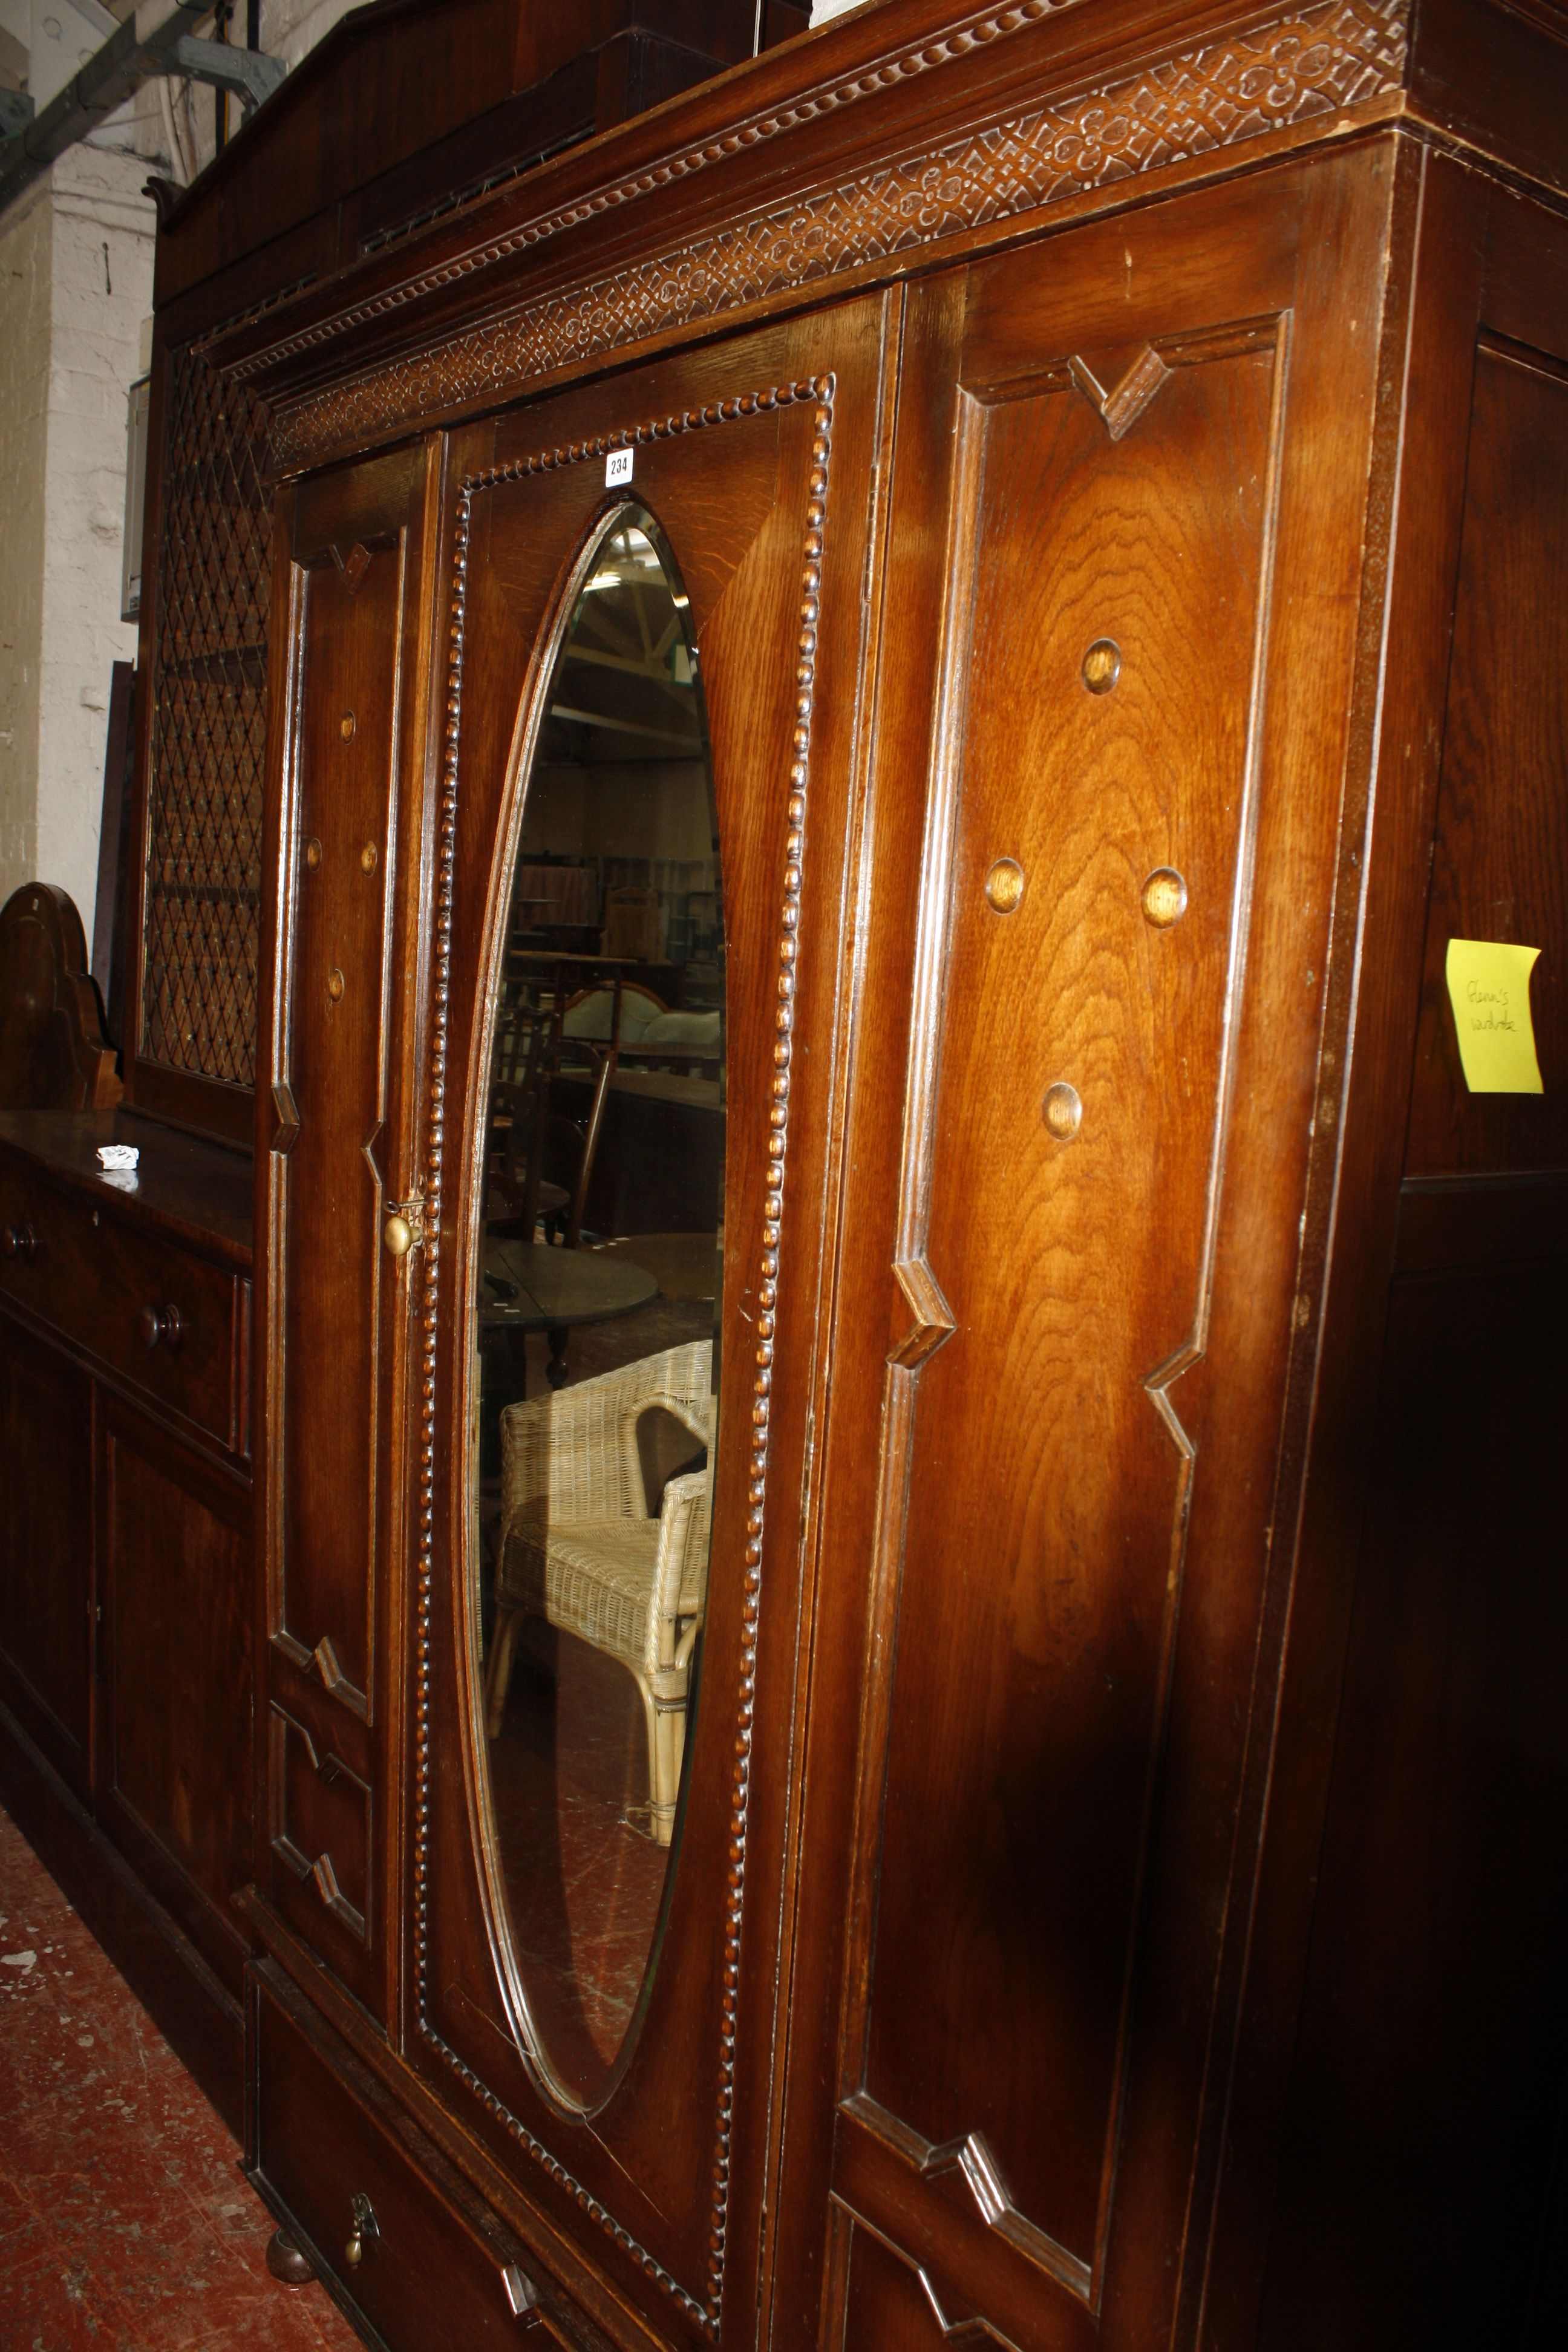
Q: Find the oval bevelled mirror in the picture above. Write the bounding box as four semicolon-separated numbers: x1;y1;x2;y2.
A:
469;506;724;2112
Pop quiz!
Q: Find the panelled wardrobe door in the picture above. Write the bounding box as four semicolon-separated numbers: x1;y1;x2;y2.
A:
419;299;891;2346
254;443;441;2023
780;148;1403;2352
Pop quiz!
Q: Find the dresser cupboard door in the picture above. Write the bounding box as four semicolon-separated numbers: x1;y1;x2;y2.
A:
777;149;1403;2352
255;442;440;2017
96;1394;252;1996
417;299;891;2344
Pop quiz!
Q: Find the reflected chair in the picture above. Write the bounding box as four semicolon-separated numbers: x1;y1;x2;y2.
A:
487;1341;714;1846
488;1003;617;1252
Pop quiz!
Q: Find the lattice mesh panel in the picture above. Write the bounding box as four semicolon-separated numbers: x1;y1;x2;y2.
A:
140;344;270;1086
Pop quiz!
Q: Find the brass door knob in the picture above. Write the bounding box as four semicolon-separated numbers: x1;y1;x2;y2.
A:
383;1196;425;1258
1;1221;39;1262
345;2192;379;2268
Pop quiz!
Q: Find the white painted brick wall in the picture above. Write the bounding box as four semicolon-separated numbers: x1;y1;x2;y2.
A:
36;143;154;923
0;184;54;906
0;143;153;929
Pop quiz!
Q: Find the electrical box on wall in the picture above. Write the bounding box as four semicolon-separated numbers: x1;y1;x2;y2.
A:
121;373;149;622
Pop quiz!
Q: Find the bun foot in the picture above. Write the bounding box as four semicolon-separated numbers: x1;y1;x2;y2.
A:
266;2227;316;2286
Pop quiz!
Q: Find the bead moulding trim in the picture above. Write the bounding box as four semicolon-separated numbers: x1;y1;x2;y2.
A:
266;0;1407;474
410;373;837;2338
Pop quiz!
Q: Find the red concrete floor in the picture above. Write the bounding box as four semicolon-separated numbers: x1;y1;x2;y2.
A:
0;1802;360;2352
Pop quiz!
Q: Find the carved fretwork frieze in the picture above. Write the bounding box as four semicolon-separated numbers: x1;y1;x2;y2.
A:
267;0;1406;474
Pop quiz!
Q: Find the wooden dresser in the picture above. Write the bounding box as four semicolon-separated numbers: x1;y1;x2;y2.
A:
5;2;1567;2349
0;1108;253;2121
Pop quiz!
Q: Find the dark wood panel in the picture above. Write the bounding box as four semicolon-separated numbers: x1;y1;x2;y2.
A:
0;1315;93;1796
1405;338;1568;1177
98;1400;253;1993
1236;161;1568;2352
268;1696;376;2003
1258;1255;1568;2351
1197;146;1491;2352
154;0;784;310
276;540;405;1696
1408;0;1568;203
837;2211;979;2352
255;442;439;2028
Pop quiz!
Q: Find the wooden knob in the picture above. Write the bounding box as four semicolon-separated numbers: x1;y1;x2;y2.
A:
1080;638;1121;694
1141;866;1187;927
1;1222;38;1261
140;1303;184;1351
1042;1082;1083;1142
984;857;1025;914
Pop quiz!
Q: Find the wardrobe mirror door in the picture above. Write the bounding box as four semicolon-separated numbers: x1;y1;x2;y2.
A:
469;506;724;2112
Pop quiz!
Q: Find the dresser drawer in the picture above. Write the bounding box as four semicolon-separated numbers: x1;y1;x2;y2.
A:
0;1163;242;1449
253;1979;578;2349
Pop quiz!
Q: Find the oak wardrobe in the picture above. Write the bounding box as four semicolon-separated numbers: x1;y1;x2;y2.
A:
9;2;1568;2350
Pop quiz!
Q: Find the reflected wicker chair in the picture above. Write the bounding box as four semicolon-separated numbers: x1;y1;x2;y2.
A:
487;1341;714;1846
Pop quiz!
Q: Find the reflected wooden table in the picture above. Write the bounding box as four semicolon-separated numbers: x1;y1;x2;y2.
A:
481;1238;658;1393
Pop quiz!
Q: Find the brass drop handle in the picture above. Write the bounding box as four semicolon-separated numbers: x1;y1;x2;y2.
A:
2;1221;39;1261
344;2191;379;2269
140;1303;185;1352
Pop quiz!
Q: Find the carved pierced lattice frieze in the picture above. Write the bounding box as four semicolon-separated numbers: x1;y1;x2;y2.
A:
140;343;270;1086
269;0;1406;474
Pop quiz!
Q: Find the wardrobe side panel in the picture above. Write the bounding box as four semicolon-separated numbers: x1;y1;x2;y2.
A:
1258;186;1568;2352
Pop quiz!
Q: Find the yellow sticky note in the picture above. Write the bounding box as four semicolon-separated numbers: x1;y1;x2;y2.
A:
1445;939;1544;1094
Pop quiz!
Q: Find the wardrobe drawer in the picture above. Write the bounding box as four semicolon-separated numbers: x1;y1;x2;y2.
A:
0;1165;241;1448
253;1983;566;2349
